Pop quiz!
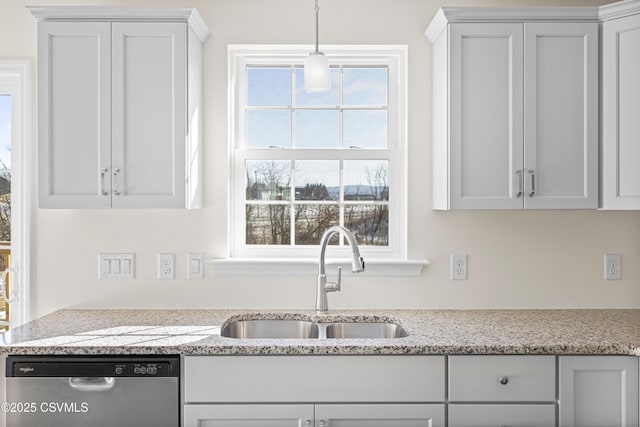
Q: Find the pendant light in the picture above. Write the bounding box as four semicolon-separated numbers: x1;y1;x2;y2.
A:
304;0;330;92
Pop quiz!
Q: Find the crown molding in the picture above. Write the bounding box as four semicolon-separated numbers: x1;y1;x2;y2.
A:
27;6;210;42
599;0;640;21
425;6;601;43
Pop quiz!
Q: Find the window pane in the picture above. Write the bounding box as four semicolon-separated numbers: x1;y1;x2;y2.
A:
0;96;10;243
343;67;388;106
246;160;291;201
345;205;389;246
246;110;291;148
344;160;389;201
247;67;291;106
295;67;339;106
343;110;387;149
295;204;339;245
294;110;339;149
246;204;291;245
295;160;339;201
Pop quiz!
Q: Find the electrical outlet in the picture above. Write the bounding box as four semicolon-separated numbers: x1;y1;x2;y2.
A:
451;254;467;280
158;253;175;280
604;253;621;280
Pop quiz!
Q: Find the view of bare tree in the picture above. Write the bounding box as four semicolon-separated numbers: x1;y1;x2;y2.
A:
245;161;388;247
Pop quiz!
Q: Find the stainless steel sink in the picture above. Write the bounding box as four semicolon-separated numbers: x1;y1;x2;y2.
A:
220;317;409;339
220;319;319;339
324;322;408;339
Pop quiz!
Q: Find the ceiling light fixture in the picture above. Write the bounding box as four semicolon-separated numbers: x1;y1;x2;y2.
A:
304;0;330;92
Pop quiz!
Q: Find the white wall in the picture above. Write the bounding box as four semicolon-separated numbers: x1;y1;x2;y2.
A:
2;0;638;320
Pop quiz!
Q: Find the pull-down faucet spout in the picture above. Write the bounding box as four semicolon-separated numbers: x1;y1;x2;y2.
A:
316;225;365;312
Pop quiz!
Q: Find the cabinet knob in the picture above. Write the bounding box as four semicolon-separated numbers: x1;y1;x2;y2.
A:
498;376;509;385
304;420;311;427
319;421;326;427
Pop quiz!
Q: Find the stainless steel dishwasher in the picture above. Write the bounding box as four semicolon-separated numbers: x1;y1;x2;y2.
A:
5;355;179;427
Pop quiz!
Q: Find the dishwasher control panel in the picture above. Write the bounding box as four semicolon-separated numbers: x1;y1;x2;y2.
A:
6;356;180;378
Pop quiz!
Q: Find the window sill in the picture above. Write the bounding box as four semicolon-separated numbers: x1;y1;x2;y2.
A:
207;258;429;277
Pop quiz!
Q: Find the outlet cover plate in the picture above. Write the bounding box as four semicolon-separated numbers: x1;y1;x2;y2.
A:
604;253;621;280
158;253;175;280
451;254;467;280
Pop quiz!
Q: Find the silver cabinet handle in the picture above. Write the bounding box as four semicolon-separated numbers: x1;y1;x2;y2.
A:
100;168;109;196
112;168;121;196
319;421;326;427
498;375;509;385
528;170;535;197
304;421;311;427
515;170;523;198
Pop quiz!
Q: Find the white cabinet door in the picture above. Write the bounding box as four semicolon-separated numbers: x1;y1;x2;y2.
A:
449;404;555;427
524;23;598;209
448;23;524;209
38;22;111;208
184;404;314;427
559;356;639;427
111;23;186;208
601;13;640;209
315;404;445;427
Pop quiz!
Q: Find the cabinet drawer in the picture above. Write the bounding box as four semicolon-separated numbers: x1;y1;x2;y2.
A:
449;404;556;426
184;355;445;403
449;356;555;402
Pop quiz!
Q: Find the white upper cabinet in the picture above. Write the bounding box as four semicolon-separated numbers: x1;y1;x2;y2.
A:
601;8;640;209
427;9;599;210
32;7;209;209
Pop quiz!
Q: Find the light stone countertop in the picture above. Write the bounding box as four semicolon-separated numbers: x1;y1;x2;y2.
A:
2;309;640;356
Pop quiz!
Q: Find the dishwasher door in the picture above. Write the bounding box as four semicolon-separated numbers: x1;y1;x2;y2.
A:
5;356;179;427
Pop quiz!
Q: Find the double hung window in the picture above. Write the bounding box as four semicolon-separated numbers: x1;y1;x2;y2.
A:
229;46;407;260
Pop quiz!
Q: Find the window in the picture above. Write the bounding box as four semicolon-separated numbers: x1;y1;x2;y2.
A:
229;46;407;262
0;61;31;329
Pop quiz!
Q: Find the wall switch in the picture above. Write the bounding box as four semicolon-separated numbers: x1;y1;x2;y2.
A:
451;254;467;280
99;253;135;279
187;253;204;279
604;253;621;280
158;253;175;280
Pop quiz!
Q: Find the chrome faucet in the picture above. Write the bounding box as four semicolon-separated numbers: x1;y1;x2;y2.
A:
316;225;365;312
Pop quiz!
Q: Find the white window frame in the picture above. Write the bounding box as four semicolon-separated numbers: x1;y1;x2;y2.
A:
0;60;32;327
217;45;426;276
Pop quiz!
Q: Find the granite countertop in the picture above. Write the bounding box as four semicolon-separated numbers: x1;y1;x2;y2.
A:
2;309;640;356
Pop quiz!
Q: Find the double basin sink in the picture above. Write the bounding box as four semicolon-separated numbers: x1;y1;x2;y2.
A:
221;318;408;340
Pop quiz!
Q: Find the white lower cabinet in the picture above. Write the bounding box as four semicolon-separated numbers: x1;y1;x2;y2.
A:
448;356;556;427
449;404;556;426
184;404;445;427
183;404;313;427
183;355;446;427
559;356;639;427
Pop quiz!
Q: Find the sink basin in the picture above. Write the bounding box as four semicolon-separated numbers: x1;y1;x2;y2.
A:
220;319;319;339
324;322;408;339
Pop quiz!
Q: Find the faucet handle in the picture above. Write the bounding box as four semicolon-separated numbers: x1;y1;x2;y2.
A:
336;266;342;291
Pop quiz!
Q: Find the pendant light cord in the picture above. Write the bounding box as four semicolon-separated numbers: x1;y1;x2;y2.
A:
314;0;320;54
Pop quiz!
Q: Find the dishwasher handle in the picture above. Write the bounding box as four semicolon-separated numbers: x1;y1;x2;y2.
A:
68;377;115;392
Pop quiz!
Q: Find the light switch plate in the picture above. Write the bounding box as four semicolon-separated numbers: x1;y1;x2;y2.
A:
187;253;204;279
99;253;135;279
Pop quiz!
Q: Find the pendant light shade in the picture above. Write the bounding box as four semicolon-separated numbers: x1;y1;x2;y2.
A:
304;52;330;92
304;0;330;92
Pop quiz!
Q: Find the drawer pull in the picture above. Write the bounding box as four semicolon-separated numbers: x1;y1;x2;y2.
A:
498;375;509;385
